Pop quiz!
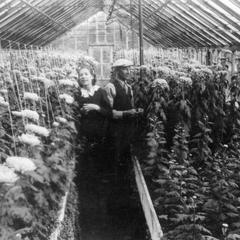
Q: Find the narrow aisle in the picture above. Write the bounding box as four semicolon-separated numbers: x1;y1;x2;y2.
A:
77;147;146;240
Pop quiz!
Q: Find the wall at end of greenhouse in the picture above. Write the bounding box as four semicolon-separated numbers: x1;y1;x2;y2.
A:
48;11;151;87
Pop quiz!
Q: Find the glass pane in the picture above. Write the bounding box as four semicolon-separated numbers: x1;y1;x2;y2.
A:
102;64;111;78
98;12;106;21
98;23;105;31
106;25;113;34
95;64;101;77
106;34;114;43
98;31;106;43
102;48;111;63
92;48;101;62
89;34;96;44
89;25;96;33
65;38;75;50
89;16;96;23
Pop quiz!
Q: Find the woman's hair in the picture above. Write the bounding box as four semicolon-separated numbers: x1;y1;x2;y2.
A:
76;64;97;85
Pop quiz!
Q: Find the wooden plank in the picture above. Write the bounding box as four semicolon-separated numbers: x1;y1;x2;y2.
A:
140;0;227;46
133;156;163;240
49;191;69;240
211;0;240;22
4;0;77;45
188;1;240;39
128;0;206;47
142;1;214;47
138;0;144;65
32;2;101;45
171;1;235;44
19;0;69;30
115;4;189;48
116;0;215;47
40;8;100;46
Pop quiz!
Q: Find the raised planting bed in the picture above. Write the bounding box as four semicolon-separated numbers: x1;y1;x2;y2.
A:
131;59;240;240
0;50;97;240
133;156;163;240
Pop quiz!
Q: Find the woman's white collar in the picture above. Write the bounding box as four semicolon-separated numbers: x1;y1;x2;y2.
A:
81;85;100;98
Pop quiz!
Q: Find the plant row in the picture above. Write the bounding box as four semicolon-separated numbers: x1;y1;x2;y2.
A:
131;59;240;240
0;50;95;240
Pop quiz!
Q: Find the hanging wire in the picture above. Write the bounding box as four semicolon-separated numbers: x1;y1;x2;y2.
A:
24;44;38;117
0;40;17;155
47;47;66;118
41;46;56;124
30;45;46;127
9;40;24;113
45;47;58;126
5;84;17;156
39;46;51;128
130;0;134;51
18;43;28;112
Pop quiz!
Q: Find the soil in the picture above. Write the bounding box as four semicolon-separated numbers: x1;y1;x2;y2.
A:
76;143;147;240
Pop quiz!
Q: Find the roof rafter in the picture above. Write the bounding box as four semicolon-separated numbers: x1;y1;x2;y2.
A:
19;0;69;30
0;0;240;48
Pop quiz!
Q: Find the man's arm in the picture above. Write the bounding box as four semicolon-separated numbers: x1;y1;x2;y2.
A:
104;82;116;108
104;83;124;119
104;82;143;119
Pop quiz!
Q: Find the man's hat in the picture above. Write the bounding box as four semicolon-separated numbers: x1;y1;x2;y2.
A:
112;58;133;68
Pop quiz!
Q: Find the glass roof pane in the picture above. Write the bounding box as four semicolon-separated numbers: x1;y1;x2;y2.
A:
192;0;240;36
219;0;240;15
0;0;12;9
210;0;240;23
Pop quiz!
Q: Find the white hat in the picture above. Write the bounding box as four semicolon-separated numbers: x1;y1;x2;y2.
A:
112;58;133;67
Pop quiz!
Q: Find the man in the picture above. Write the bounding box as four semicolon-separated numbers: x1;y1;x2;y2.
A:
104;58;143;181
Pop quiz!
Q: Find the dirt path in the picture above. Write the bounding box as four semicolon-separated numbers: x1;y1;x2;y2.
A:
77;157;146;240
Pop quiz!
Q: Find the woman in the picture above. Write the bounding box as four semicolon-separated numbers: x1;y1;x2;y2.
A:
73;65;112;236
74;64;111;177
74;65;111;142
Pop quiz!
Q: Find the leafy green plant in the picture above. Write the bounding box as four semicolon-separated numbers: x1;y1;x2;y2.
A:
132;62;240;239
0;51;80;240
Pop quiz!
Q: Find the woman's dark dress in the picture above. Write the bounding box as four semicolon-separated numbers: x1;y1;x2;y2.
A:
74;86;111;142
73;86;112;179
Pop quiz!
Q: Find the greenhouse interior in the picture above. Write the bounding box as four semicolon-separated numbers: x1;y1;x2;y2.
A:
1;0;240;239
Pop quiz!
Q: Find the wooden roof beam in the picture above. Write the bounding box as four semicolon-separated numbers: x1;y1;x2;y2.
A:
130;0;215;47
188;1;240;42
119;0;172;34
138;1;209;47
0;0;20;17
1;0;80;44
129;0;215;47
40;14;94;46
196;0;240;43
157;0;226;46
115;9;191;48
211;0;240;22
113;11;167;47
31;1;102;45
137;0;209;47
115;2;194;48
0;0;45;29
19;0;70;30
172;1;236;44
14;0;79;41
116;17;160;47
36;7;101;46
229;0;240;8
115;10;181;48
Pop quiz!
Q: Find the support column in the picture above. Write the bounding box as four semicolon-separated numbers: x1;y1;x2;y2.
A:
139;0;144;66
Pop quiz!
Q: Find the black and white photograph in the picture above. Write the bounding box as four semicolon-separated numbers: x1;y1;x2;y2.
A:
1;0;240;239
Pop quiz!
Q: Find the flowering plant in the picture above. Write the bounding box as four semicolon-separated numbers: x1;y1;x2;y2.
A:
131;61;240;239
0;50;79;240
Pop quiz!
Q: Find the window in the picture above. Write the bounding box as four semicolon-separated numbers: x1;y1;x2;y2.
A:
89;46;113;83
